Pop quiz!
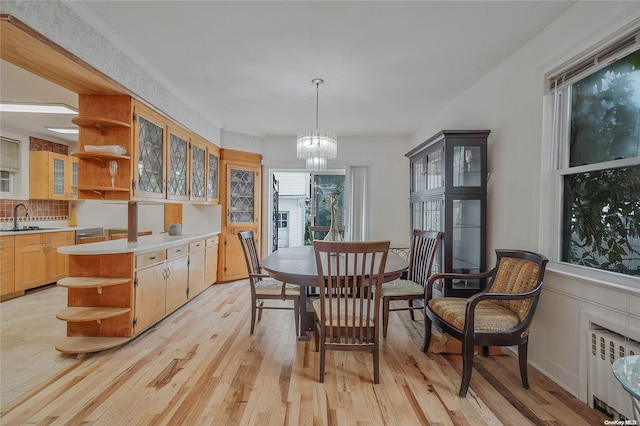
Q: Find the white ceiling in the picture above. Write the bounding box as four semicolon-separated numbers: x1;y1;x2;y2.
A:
1;1;575;143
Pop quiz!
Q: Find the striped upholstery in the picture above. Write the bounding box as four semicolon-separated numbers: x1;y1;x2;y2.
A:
428;298;520;332
313;299;375;327
428;257;540;332
489;257;540;321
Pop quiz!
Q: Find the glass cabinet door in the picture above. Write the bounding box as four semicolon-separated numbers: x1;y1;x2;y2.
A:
228;166;256;224
167;130;189;200
451;145;483;188
52;155;65;197
135;114;165;198
449;197;483;291
190;140;206;201
426;147;444;190
207;150;219;203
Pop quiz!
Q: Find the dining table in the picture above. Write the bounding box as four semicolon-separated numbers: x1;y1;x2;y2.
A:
261;245;409;339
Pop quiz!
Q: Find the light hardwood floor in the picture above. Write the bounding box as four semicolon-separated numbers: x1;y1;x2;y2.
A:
1;280;607;425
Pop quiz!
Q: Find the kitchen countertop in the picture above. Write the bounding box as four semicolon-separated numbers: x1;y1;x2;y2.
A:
0;226;99;236
57;231;220;255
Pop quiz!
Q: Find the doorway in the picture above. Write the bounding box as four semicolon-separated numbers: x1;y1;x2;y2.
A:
270;170;345;249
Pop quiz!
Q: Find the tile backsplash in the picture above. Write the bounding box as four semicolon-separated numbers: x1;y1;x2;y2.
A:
0;199;69;223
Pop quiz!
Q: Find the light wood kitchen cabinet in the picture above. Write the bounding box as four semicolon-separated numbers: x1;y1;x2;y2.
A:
165;245;189;313
189;137;207;202
72;94;221;204
205;235;219;286
218;149;262;282
167;124;190;201
29;151;77;200
15;231;74;291
0;236;15;297
134;250;167;333
56;234;218;354
188;240;206;297
207;146;220;204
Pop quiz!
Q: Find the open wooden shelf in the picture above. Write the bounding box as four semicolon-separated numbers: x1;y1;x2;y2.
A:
72;115;131;135
55;336;131;354
71;151;130;164
58;277;131;289
56;307;131;322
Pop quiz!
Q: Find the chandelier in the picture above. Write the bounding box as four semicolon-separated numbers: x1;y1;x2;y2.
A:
297;79;337;171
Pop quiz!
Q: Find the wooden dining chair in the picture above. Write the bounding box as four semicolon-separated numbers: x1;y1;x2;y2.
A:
312;240;390;384
380;230;442;338
423;249;548;397
238;231;300;335
309;225;345;240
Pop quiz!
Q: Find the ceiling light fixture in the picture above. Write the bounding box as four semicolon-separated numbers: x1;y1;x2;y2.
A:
0;102;78;114
46;127;79;135
296;79;337;171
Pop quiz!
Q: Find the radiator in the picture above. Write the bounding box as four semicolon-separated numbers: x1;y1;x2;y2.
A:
588;328;640;420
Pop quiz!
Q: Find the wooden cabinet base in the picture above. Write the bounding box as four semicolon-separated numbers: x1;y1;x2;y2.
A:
55;336;132;354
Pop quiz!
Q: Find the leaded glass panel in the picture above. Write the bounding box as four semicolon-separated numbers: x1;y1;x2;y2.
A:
137;116;164;194
168;133;188;197
208;152;219;199
191;144;206;198
53;157;64;195
72;160;78;196
229;168;255;223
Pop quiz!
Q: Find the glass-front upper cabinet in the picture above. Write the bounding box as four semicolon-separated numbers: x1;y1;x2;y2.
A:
228;165;258;224
167;125;189;201
406;130;489;297
207;147;220;204
133;102;166;199
190;137;207;202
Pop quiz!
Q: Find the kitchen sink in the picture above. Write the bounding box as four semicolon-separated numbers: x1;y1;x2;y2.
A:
2;226;61;232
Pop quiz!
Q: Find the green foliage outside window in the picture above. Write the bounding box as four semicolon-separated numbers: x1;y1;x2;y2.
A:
562;49;640;276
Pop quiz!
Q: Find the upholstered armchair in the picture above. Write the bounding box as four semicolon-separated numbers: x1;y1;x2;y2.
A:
423;249;548;397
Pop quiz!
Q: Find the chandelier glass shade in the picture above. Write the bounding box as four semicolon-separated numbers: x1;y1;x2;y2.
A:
296;79;337;171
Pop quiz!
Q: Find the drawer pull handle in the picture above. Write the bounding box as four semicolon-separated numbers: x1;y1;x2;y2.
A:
149;256;157;260
176;249;182;253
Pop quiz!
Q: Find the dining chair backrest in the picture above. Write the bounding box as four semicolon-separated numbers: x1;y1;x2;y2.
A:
407;230;442;286
238;230;262;276
312;240;390;344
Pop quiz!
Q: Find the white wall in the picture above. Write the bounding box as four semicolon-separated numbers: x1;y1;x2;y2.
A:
410;1;640;399
262;134;411;251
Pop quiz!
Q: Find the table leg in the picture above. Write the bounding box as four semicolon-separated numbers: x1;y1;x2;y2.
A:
298;285;315;341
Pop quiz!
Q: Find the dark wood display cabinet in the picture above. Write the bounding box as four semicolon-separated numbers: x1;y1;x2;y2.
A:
406;130;489;297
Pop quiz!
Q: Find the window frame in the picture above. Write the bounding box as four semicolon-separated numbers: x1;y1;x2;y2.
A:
541;25;640;288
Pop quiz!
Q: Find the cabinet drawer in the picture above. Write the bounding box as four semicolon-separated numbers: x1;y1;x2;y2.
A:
47;231;75;243
206;236;219;247
0;236;15;249
136;250;166;269
167;245;188;259
189;240;205;252
15;233;46;246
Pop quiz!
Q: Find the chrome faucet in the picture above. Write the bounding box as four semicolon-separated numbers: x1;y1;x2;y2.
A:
13;203;30;230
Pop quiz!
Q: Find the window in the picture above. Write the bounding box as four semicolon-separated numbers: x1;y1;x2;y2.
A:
277;212;289;229
0;137;20;197
549;35;640;277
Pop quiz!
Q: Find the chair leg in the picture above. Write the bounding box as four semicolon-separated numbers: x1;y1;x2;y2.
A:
319;340;326;383
293;298;300;337
518;341;529;389
459;338;474;397
257;300;264;322
250;294;257;334
383;298;390;338
422;315;432;353
373;341;380;384
408;299;415;321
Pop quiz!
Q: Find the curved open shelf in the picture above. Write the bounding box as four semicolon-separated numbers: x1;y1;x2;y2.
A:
71;151;130;163
72;116;131;135
58;277;131;289
56;307;131;322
